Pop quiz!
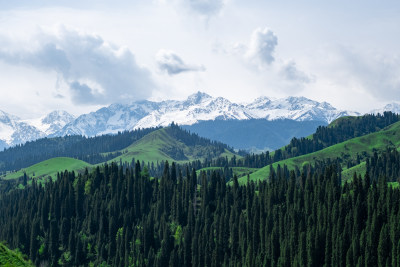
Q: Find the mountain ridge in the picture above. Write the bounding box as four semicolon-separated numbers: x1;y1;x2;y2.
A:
51;92;361;137
2;92;398;149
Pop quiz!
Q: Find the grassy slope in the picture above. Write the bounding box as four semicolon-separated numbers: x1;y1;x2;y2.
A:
106;128;239;164
2;157;92;181
0;243;33;267
109;128;177;163
327;116;355;128
342;162;367;182
242;121;400;184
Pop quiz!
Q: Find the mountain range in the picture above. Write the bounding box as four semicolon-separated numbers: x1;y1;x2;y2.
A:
0;92;399;150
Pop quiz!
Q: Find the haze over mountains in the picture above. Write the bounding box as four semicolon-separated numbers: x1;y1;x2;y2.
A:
0;92;399;150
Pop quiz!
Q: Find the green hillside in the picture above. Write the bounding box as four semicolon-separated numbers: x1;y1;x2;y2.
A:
2;157;92;181
327;115;355;128
107;127;239;164
243;120;400;184
342;161;367;181
0;243;33;267
1;126;239;183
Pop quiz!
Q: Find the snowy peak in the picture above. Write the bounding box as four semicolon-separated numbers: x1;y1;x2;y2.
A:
42;110;75;125
0;110;44;149
244;96;356;122
371;103;400;115
133;93;251;129
55;102;155;137
184;91;213;105
28;110;75;135
0;92;363;148
0;110;20;123
41;110;75;135
246;96;272;109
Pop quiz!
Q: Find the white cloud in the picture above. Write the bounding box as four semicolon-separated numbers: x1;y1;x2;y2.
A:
159;0;227;21
185;0;225;16
280;60;314;84
156;49;205;75
0;25;155;105
214;27;312;88
245;27;278;67
216;27;279;69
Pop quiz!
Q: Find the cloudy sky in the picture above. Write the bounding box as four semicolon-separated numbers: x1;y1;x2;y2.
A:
0;0;399;118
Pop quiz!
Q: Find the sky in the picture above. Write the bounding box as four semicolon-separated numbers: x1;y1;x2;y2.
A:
0;0;399;118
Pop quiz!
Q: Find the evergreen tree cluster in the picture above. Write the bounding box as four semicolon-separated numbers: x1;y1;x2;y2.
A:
0;159;399;266
366;148;400;183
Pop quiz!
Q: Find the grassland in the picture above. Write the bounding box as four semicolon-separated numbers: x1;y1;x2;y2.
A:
108;128;178;164
241;121;400;184
0;243;33;267
2;157;92;181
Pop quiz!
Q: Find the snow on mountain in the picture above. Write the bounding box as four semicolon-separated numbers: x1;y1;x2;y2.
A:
27;110;75;135
134;93;252;129
0;110;45;150
58;92;358;136
55;101;160;137
245;96;359;122
371;103;400;115
0;92;362;147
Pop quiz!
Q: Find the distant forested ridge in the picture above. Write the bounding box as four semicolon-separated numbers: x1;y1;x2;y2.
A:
0;123;236;174
0;128;159;172
283;111;400;157
234;112;400;168
0;156;399;266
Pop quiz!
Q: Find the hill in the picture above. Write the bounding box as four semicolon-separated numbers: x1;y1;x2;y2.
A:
243;120;400;184
2;157;92;182
0;243;33;267
1;125;239;182
107;124;238;164
278;112;400;160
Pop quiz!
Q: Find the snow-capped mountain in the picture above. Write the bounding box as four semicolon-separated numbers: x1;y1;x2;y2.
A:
371;103;400;115
134;93;253;129
133;92;359;129
244;96;357;122
0;110;45;150
0;92;361;149
55;101;160;137
27;110;75;136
